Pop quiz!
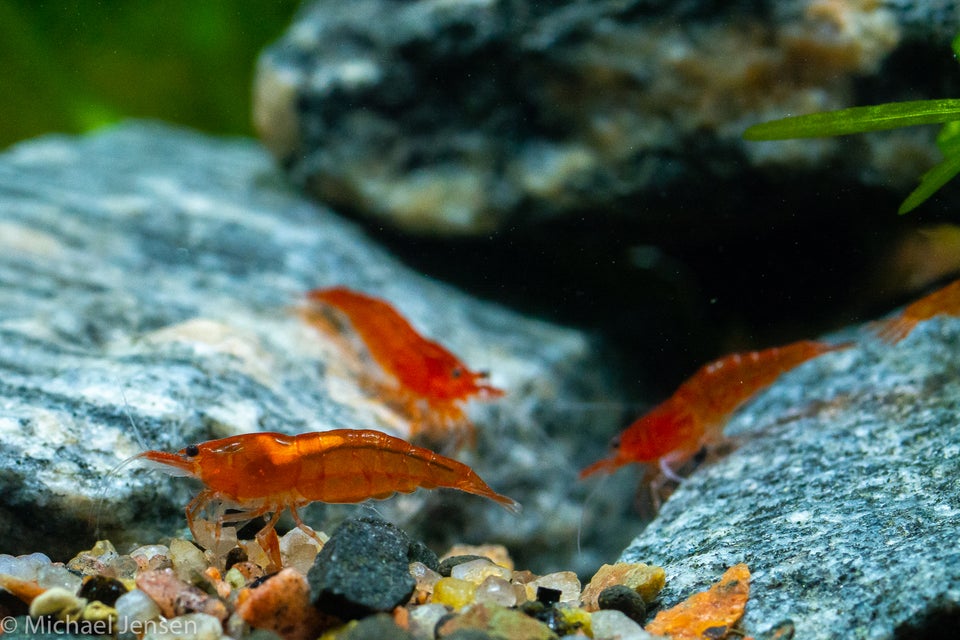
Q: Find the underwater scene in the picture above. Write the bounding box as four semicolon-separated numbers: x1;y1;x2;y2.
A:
1;2;959;639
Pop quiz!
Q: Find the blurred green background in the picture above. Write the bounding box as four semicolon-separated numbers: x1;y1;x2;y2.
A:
0;1;301;149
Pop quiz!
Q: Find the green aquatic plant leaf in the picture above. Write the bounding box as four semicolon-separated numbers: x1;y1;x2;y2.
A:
898;153;960;214
742;100;960;140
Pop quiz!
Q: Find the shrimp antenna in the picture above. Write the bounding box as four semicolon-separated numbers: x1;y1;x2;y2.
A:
576;471;610;558
94;385;150;539
119;387;149;451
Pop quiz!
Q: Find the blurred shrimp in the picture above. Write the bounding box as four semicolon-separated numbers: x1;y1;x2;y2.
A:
301;287;503;446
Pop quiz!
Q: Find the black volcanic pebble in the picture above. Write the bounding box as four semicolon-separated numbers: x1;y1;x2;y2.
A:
598;584;647;623
77;575;127;607
308;516;417;619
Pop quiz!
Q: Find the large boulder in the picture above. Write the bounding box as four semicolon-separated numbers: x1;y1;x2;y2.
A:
0;121;631;573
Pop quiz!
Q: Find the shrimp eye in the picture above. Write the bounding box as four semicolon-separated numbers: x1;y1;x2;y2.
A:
451;367;463;379
608;434;621;450
184;444;200;457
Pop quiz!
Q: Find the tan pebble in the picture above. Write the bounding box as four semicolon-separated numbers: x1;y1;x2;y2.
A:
29;587;86;620
580;562;665;612
408;562;441;605
440;544;513;570
235;568;337;640
450;558;512;584
525;572;581;604
437;602;555;640
82;600;117;623
279;528;325;574
169;539;208;584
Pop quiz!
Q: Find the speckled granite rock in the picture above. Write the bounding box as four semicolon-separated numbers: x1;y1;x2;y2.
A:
618;321;960;639
0;121;633;573
254;0;958;235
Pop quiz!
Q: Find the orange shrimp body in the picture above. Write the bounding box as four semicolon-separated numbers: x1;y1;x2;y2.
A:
303;287;503;434
139;429;519;568
875;278;960;343
580;339;847;479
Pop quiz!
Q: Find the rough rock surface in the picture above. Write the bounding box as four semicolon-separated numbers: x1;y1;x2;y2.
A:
619;322;960;639
0;121;633;573
254;0;958;235
309;517;418;619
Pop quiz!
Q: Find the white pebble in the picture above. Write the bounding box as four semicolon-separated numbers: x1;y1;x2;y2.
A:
37;564;83;592
169;539;208;583
590;610;658;640
142;612;223;640
408;603;448;639
115;589;162;640
279;527;324;574
474;576;517;607
451;558;512;584
129;545;170;564
1;552;53;580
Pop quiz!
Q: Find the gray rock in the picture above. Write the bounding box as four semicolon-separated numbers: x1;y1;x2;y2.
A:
254;0;958;235
618;322;960;639
308;516;416;618
0;121;633;573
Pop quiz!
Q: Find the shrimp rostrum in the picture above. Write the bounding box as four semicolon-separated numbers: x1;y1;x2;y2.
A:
137;429;520;569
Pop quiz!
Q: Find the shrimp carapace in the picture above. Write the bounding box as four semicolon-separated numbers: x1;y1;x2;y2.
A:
580;339;849;480
302;286;504;444
875;277;960;343
138;429;519;569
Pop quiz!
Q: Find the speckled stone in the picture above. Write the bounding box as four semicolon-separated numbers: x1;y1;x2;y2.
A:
0;121;627;574
255;0;958;235
619;324;960;639
308;517;416;619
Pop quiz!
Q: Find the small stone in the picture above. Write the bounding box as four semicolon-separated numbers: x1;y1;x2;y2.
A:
408;603;448;639
590;609;658;640
28;587;86;620
409;562;441;605
82;600;117;623
556;605;591;636
432;577;476;610
408;541;440;573
141;612;223;640
450;558;512;585
437;555;488;578
279;528;325;575
78;575;128;607
524;572;580;605
236;568;335;640
332;613;415;640
169;539;209;584
581;563;666;612
308;517;416;619
598;585;646;624
474;576;517;607
440;545;513;571
437;603;557;640
115;589;162;640
0;552;51;581
36;564;83;593
135;569;228;621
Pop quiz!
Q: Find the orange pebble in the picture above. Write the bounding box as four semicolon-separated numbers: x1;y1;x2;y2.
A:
645;564;751;640
236;568;337;640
